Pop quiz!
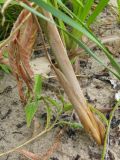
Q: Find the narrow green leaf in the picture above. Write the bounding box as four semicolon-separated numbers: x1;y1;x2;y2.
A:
57;0;73;18
65;31;120;80
87;0;109;26
80;0;94;21
104;49;120;75
73;0;83;7
52;0;69;47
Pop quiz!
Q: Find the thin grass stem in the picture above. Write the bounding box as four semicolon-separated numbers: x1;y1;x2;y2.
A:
102;100;120;160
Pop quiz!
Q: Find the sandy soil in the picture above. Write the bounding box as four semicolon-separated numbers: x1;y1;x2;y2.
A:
0;4;120;160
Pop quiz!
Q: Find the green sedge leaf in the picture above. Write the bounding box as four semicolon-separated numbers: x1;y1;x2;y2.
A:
80;0;94;21
87;0;109;26
73;0;83;7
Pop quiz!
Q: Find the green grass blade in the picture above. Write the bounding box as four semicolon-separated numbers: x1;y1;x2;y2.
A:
65;30;120;80
87;0;109;26
72;0;81;15
80;0;94;21
52;0;69;47
57;0;73;18
104;49;120;75
74;0;83;7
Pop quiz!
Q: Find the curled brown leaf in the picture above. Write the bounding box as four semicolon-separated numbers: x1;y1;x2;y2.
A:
1;8;38;104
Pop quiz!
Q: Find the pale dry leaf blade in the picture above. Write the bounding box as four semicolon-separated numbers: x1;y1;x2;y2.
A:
53;66;102;144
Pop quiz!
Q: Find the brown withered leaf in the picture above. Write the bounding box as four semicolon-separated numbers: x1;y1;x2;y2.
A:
6;9;38;104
